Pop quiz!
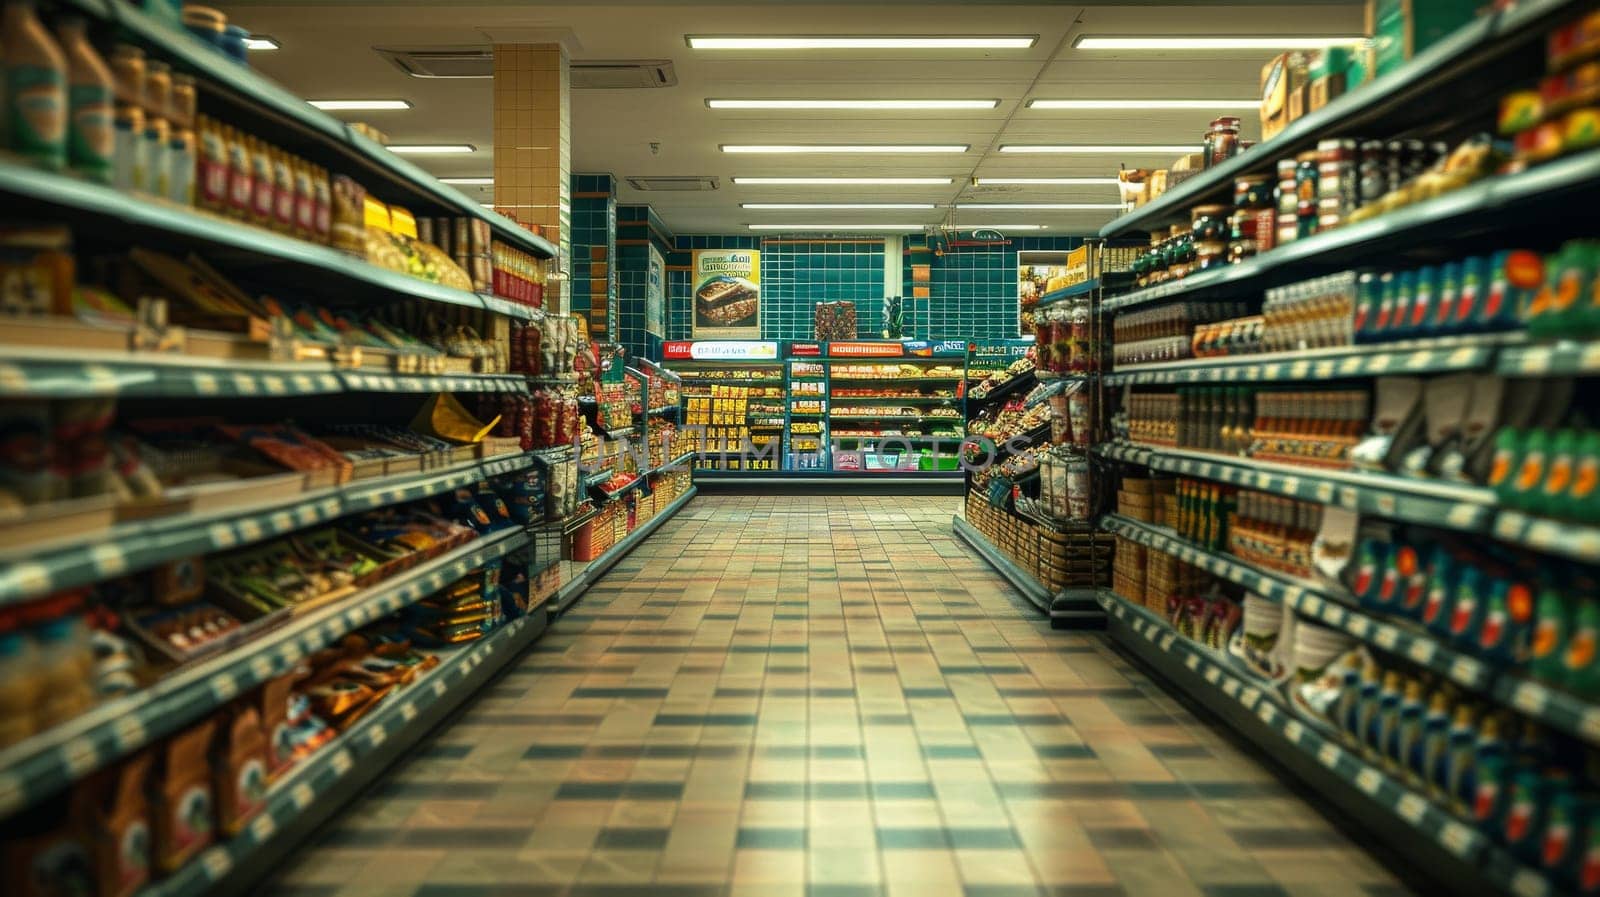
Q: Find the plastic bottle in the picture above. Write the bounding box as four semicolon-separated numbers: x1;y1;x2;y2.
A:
1391;678;1426;774
1570;431;1600;523
1532;585;1573;685
1421;550;1462;638
1409;266;1438;334
1433;261;1462;333
1415;690;1453;799
1353;660;1383;757
1454;255;1487;330
1442;705;1479;816
1564;599;1600;698
1372;671;1404;765
3;0;68;170
54;16;112;183
1511;429;1551;513
1490;428;1524;506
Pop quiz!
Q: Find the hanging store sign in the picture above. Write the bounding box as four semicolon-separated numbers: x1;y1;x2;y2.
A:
662;340;779;361
692;250;761;338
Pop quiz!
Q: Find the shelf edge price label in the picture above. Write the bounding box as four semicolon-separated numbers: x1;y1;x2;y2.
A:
1353;767;1383;796
1396;793;1428;825
1511;682;1550;716
1579;708;1600;744
1438;822;1478;857
1450;657;1483;686
1283;719;1305;744
201;848;233;880
1405;639;1437;666
1317;742;1342;768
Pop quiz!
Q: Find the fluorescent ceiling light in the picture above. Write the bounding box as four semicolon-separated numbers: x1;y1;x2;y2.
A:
971;177;1118;186
733;177;953;185
387;144;475;154
243;35;279;50
747;224;925;231
744;203;936;210
441;177;494;185
480;203;496;208
999;144;1193;154
708;98;999;110
1028;99;1257;110
957;224;1046;230
957;203;1123;210
309;99;412;111
1074;35;1361;50
723;145;968;154
689;35;1037;50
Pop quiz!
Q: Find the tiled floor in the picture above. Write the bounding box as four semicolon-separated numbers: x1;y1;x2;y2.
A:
265;495;1413;897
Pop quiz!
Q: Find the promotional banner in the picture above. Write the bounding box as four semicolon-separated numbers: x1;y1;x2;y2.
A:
662;340;779;361
646;244;666;338
692;249;761;338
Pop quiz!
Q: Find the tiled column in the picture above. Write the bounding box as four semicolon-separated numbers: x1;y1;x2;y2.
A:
493;44;571;313
571;174;616;341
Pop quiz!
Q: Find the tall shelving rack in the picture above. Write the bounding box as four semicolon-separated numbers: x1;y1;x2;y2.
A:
1073;2;1600;896
0;3;696;894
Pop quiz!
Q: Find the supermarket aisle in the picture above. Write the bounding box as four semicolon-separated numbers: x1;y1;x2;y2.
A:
265;495;1411;897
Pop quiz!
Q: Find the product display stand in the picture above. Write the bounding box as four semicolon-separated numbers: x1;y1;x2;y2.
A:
0;3;694;894
956;260;1126;629
1088;3;1600;894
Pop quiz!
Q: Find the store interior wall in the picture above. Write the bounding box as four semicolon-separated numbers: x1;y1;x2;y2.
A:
571;177;1087;361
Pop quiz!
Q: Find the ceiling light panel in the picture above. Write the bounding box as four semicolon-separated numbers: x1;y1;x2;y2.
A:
742;203;937;210
708;99;999;110
441;177;494;185
387;144;475;154
688;35;1037;50
970;177;1118;186
1074;35;1360;50
243;36;279;50
957;203;1123;210
733;177;954;186
1028;99;1257;110
309;99;412;111
999;144;1193;154
722;145;969;154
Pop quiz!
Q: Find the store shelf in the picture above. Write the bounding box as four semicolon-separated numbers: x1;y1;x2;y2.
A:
1100;514;1494;692
56;0;556;260
1102;146;1600;314
550;487;698;614
1095;592;1500;873
951;515;1052;614
658;450;697;471
1098;443;1497;532
1097;0;1575;239
1037;279;1100;307
828;414;955;421
829;376;963;383
0;450;538;609
822;396;961;403
1499;340;1600;376
647;405;680;415
1490;674;1600;750
477;295;542;321
0;527;529;818
1104;333;1512;385
969;372;1039;405
0;163;502;315
1490;510;1600;564
144;609;547;897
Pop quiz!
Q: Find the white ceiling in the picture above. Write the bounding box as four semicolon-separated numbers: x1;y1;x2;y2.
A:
218;2;1362;235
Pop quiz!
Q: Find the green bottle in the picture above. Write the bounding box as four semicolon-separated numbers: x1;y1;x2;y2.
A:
1570;431;1600;523
1531;586;1574;686
1489;428;1524;506
1510;430;1551;513
1541;430;1579;519
1563;599;1600;699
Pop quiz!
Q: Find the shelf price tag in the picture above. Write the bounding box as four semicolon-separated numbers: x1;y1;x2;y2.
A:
1512;682;1550;716
1204;666;1223;685
1347;617;1372;638
1439;822;1478;857
1445;503;1480;529
1518;349;1553;375
1221;678;1241;698
1338;487;1360;510
1450;658;1484;686
1406;639;1437;666
289;783;314;809
1579;709;1600;744
1396;793;1428;825
1494;514;1524;540
1283;720;1305;744
1185;654;1202;672
1317;743;1342;768
201;848;233;880
1354;767;1383;796
1374;626;1400;650
249;812;277;842
61;736;101;776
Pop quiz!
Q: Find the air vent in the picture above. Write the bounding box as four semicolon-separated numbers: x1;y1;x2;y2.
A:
626;176;719;192
376;47;492;79
573;60;677;89
377;48;676;88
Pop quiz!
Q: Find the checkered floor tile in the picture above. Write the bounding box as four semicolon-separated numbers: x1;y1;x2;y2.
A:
265;495;1413;897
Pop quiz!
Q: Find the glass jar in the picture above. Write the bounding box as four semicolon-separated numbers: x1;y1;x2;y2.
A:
1196;240;1228;271
1207;117;1242;167
1294;151;1319;239
1234;174;1273;210
1190;204;1229;243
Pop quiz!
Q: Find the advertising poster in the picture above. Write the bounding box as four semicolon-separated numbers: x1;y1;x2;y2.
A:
646;244;666;338
692;249;761;338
